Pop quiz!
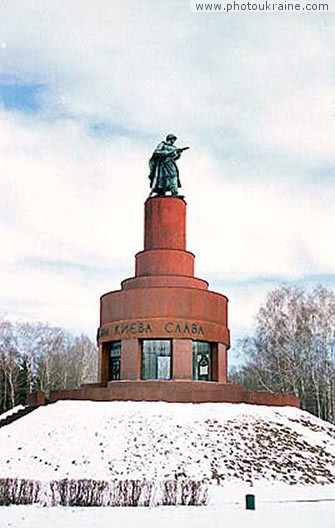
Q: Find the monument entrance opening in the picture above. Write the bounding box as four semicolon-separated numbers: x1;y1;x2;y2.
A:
141;340;172;380
193;341;212;381
108;341;121;381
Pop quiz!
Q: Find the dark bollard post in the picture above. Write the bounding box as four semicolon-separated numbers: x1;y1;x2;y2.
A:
245;494;255;510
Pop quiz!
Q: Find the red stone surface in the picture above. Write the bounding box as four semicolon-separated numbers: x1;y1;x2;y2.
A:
100;291;228;333
172;340;193;380
28;391;46;406
99;317;229;345
144;197;186;250
217;344;228;383
121;275;209;290
135;249;195;277
48;382;300;407
120;339;140;381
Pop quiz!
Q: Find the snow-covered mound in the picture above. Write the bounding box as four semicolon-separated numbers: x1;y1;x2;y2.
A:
0;401;335;485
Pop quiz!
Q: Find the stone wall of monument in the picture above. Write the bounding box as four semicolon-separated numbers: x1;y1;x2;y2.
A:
29;383;300;407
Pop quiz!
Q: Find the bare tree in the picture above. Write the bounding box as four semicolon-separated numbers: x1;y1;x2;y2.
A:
0;318;98;413
230;285;335;423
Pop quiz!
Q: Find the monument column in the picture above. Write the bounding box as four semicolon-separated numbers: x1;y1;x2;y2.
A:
217;344;228;383
144;196;186;250
172;340;193;380
120;339;140;380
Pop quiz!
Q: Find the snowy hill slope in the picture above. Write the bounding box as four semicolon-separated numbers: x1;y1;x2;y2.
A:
0;401;335;486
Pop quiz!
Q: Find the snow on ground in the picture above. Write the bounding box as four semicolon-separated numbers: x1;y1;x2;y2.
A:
1;401;335;525
0;400;335;485
1;489;335;528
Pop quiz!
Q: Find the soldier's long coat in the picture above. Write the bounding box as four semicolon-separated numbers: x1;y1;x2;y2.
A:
148;141;181;193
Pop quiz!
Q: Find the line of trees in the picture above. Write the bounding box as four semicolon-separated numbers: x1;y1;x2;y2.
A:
230;285;335;424
0;317;98;414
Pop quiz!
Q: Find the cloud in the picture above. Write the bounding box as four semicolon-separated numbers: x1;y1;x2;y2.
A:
2;2;333;158
187;161;334;278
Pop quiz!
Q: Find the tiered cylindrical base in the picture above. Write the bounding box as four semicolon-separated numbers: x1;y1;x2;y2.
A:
98;197;230;394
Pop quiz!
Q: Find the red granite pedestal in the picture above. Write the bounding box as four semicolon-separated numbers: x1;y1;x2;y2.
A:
98;196;230;385
32;196;299;407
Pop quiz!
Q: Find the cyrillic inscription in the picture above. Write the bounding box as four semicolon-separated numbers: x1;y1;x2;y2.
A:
99;320;206;339
164;322;204;335
114;322;153;335
99;327;109;338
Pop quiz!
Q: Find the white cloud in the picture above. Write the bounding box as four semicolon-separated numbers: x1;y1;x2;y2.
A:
2;2;333;161
187;161;334;279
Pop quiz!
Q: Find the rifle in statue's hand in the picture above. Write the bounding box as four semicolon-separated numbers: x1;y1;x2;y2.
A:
177;146;190;153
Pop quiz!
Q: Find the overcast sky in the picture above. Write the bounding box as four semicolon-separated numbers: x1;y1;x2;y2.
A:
1;1;334;357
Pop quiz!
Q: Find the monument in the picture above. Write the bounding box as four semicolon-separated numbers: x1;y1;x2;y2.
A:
31;136;299;406
97;134;232;396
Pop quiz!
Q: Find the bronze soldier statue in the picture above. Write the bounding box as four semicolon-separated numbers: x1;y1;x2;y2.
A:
148;134;189;197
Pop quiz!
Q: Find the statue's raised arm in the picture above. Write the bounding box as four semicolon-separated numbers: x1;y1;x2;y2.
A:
148;134;189;197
